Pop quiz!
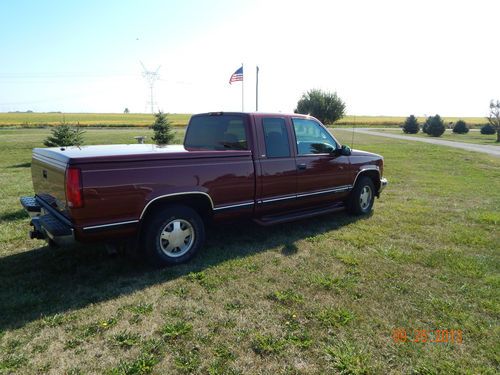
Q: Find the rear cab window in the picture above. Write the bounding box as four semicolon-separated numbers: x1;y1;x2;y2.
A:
262;118;291;158
292;118;339;155
184;114;249;151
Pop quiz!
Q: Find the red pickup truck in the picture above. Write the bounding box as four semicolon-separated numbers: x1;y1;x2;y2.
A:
21;112;387;266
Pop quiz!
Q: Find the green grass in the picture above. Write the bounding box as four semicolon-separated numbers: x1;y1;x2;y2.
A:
371;128;499;146
0;128;499;374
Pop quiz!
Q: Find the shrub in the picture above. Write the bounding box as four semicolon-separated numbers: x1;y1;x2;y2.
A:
402;115;419;134
424;115;445;137
453;120;469;134
422;117;431;134
151;111;174;145
295;89;346;124
43;123;85;147
481;124;496;135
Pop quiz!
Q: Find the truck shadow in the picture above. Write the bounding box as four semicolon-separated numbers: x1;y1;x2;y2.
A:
0;212;369;330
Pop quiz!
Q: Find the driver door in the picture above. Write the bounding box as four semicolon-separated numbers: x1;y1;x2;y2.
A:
292;118;351;206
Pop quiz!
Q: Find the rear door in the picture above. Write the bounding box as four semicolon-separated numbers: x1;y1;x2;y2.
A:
254;116;298;216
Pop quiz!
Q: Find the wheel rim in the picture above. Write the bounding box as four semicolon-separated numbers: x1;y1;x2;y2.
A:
359;185;372;211
159;219;195;257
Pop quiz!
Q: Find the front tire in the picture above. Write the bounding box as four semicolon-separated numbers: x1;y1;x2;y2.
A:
143;204;205;266
346;176;375;215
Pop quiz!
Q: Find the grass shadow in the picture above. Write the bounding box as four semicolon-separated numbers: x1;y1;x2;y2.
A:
0;211;365;330
8;162;31;168
0;209;27;222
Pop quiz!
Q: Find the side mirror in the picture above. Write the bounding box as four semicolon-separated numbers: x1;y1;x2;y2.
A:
333;145;351;156
341;145;352;156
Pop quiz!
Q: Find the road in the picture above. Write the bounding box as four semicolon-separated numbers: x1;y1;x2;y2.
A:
334;128;500;158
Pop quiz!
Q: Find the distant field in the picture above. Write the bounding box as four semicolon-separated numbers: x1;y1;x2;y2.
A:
336;116;488;127
0;113;190;127
0;113;489;128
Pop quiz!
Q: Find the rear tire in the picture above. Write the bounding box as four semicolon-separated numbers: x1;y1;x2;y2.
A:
143;204;205;266
346;176;375;215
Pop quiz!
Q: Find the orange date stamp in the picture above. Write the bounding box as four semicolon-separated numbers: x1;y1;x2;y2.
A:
392;328;463;344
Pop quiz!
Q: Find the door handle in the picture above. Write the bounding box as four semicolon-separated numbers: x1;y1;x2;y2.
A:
297;163;307;170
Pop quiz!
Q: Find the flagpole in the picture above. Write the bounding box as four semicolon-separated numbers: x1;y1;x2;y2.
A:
255;65;259;112
241;63;244;112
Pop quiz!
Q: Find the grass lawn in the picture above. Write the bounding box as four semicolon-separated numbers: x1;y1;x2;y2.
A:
364;128;499;146
0;128;499;374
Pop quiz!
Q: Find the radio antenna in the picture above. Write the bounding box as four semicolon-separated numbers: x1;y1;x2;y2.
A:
351;114;356;150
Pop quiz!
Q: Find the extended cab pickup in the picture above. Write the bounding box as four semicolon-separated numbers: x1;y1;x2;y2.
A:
21;112;387;265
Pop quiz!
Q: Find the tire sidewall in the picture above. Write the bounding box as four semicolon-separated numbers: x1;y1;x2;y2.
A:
349;176;375;215
144;205;205;266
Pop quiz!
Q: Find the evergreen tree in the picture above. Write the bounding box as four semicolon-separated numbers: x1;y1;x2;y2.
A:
402;115;419;134
44;123;85;147
422;115;445;137
452;120;469;134
152;111;174;145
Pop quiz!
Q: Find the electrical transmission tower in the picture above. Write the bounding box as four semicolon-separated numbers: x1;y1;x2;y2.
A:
140;61;161;114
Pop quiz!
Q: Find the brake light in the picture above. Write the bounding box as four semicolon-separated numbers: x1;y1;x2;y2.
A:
65;167;83;208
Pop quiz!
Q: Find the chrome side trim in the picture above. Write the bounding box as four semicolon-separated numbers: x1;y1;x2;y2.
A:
32;154;67;171
83;220;139;231
139;192;215;219
352;166;380;187
214;201;254;211
296;185;352;198
258;195;296;204
258;186;351;205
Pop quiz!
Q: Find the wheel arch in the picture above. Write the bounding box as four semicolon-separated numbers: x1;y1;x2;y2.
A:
139;192;214;224
353;167;381;196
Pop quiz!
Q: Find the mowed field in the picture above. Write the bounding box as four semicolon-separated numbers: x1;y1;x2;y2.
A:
0;112;490;128
0;128;499;374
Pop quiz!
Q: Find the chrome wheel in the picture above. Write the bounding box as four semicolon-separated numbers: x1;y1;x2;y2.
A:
359;185;372;211
159;219;195;257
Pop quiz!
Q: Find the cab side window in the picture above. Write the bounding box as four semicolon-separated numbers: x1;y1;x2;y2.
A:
262;118;290;158
292;118;337;155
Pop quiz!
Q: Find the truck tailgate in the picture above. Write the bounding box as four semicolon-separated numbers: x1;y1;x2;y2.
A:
31;149;69;217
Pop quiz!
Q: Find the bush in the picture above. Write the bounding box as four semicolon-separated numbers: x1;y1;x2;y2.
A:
151;111;174;145
453;120;469;134
481;124;496;135
295;89;346;124
423;115;445;137
402;115;419;134
43;124;85;147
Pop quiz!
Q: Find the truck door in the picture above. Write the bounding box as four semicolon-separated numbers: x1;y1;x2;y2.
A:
254;116;299;216
292;118;351;206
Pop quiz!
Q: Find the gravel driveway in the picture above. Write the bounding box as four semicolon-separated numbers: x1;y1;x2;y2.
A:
335;128;500;158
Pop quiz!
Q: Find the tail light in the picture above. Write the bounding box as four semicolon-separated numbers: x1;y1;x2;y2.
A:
65;167;83;208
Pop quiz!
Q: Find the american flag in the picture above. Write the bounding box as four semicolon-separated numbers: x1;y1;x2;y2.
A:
229;66;243;84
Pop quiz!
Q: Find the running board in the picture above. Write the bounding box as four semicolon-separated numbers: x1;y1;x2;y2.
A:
254;202;345;226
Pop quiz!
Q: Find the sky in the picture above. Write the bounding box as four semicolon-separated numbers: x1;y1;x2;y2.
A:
0;0;499;116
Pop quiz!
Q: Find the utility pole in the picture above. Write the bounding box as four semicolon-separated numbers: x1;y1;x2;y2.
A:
140;61;161;114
